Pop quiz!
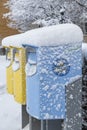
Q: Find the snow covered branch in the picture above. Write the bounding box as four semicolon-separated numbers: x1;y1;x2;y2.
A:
75;0;87;10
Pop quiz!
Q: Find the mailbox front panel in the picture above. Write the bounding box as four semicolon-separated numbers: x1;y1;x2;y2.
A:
26;42;82;119
26;50;40;117
13;48;26;104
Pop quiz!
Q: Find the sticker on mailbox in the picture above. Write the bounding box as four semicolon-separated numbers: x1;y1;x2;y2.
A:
53;58;70;76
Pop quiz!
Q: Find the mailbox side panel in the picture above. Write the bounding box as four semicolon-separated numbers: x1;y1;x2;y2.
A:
38;43;82;119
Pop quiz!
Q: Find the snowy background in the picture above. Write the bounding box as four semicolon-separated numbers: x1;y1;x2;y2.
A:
0;56;22;130
3;0;87;32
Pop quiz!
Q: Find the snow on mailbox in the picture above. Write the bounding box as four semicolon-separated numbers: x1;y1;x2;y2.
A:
22;24;83;120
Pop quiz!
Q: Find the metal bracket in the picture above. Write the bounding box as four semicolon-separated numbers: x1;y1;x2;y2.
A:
22;105;29;129
29;116;63;130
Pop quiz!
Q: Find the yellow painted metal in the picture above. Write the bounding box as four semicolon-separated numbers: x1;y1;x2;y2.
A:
6;47;14;94
13;47;26;104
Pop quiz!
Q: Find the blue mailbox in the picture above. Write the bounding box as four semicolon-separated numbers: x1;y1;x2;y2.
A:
23;24;83;120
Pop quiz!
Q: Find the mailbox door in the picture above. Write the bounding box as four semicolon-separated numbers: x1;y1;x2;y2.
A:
25;50;40;118
6;48;14;94
13;48;26;104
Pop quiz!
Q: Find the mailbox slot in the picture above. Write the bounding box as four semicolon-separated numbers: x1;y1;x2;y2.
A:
12;49;20;71
25;49;37;76
6;48;12;67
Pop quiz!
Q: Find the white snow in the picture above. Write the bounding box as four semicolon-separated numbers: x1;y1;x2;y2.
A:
6;59;11;67
56;104;61;110
0;94;21;130
60;8;65;13
0;56;6;87
43;85;49;91
65;75;82;86
2;24;83;48
69;94;73;99
25;63;37;76
12;61;20;71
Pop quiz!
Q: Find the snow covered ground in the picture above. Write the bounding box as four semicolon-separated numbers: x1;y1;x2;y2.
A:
0;56;6;88
0;56;22;130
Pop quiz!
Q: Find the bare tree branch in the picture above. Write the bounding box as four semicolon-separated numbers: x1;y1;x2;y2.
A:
75;0;87;10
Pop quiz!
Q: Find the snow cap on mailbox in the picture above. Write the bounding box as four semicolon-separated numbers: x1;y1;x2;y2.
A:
2;23;83;47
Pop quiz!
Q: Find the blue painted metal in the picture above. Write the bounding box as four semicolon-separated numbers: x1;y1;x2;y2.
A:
25;42;82;120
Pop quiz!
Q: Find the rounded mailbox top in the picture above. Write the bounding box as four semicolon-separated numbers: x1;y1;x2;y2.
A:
2;23;83;48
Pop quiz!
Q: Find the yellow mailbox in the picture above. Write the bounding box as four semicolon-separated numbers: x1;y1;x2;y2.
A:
12;47;26;104
6;47;14;94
